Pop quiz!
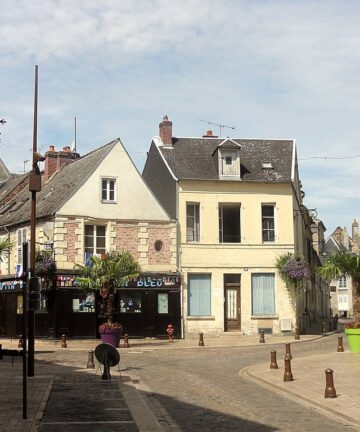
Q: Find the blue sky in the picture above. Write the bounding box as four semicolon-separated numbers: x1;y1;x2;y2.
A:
1;0;359;236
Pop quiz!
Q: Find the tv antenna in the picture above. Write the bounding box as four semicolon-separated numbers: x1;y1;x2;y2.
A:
198;119;235;137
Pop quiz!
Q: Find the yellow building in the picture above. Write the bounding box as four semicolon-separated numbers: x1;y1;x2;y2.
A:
143;116;318;336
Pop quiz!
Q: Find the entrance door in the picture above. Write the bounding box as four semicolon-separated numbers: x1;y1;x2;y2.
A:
224;274;241;331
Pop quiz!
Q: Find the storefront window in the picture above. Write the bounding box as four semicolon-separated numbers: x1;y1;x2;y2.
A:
72;292;95;313
119;292;141;313
158;293;168;314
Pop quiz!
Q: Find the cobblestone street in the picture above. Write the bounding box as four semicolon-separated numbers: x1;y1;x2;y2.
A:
118;334;358;431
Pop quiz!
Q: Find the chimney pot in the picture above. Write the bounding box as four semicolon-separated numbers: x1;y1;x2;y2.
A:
202;129;218;138
49;145;55;152
63;146;70;152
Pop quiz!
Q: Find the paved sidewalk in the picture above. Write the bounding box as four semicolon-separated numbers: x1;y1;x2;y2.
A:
241;348;360;430
1;326;353;431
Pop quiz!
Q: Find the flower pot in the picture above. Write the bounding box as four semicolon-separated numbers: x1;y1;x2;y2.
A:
99;328;122;348
344;328;360;353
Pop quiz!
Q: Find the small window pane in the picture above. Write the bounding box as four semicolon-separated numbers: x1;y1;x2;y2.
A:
73;292;95;313
158;293;169;314
97;226;106;236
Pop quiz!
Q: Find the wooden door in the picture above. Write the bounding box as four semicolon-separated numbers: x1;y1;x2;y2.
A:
224;275;241;331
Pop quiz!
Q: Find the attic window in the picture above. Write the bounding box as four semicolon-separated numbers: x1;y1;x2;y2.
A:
220;150;240;178
262;162;273;169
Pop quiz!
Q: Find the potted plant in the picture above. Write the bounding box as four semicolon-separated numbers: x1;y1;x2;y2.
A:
74;251;140;347
275;253;311;285
317;252;360;352
35;250;57;290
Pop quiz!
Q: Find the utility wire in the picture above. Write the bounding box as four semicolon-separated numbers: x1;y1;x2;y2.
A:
299;154;360;160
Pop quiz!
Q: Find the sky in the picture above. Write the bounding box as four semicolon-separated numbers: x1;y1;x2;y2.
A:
1;0;359;237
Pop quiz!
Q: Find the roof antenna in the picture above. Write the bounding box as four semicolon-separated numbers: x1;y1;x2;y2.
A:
74;116;77;159
198;119;235;138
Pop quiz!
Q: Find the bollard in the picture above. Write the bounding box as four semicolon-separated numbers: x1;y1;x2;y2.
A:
18;334;24;348
198;332;205;347
285;342;292;360
324;369;337;398
294;327;300;340
0;344;2;360
124;334;130;348
337;336;344;353
283;357;294;382
61;334;67;348
322;321;326;334
87;350;95;369
270;350;278;369
259;330;265;343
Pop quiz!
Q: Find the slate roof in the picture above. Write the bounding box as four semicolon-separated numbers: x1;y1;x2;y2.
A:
0;173;29;204
158;138;294;182
0;139;118;227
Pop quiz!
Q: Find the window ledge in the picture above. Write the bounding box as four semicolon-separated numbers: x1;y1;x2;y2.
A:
187;316;215;321
101;200;117;204
251;315;279;320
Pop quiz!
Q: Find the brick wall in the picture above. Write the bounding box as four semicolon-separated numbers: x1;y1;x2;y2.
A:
148;227;171;265
64;222;81;263
112;223;139;258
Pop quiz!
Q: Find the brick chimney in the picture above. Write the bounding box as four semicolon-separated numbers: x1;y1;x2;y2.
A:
44;145;80;181
202;130;218;138
44;145;58;181
159;115;172;145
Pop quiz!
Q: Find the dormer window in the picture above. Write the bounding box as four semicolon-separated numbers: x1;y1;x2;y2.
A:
220;150;240;178
216;139;241;180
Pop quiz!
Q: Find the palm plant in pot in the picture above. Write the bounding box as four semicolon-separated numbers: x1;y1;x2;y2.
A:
74;251;140;347
317;252;360;352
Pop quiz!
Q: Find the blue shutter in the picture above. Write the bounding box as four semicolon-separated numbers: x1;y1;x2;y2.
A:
188;275;211;316
252;274;275;315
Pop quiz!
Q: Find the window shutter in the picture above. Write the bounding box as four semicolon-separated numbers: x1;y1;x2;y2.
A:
188;274;211;316
252;274;275;315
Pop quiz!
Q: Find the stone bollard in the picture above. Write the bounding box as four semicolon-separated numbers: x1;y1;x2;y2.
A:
283;356;294;382
270;350;278;369
337;336;344;353
322;321;326;334
18;334;24;348
294;328;300;340
124;334;130;348
324;369;337;398
0;344;2;360
259;330;265;343
285;342;292;360
87;350;95;369
198;332;205;347
61;334;67;348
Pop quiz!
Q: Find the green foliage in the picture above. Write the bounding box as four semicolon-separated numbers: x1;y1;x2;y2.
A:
74;251;140;324
316;252;360;281
0;238;13;261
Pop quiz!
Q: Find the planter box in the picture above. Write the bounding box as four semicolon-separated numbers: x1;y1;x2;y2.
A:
345;328;360;353
99;328;122;348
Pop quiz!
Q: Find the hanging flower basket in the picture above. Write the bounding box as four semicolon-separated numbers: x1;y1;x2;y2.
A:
275;253;310;285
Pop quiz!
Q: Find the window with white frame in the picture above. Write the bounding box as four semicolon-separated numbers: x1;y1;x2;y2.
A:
338;276;347;288
186;203;200;242
188;274;211;316
101;178;116;202
219;204;241;243
17;228;27;265
262;205;275;242
338;294;349;311
251;273;275;315
84;225;106;257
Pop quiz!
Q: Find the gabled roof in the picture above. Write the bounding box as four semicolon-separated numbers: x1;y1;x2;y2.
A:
0;173;29;204
155;137;294;182
324;236;347;254
0;139;117;227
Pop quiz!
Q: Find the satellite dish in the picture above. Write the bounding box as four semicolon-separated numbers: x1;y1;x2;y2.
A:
95;343;120;380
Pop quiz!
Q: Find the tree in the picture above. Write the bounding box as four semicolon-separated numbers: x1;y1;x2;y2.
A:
74;251;140;326
0;238;13;261
317;252;360;323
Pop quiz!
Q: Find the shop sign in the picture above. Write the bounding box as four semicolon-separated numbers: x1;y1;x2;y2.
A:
0;280;24;292
125;275;181;289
